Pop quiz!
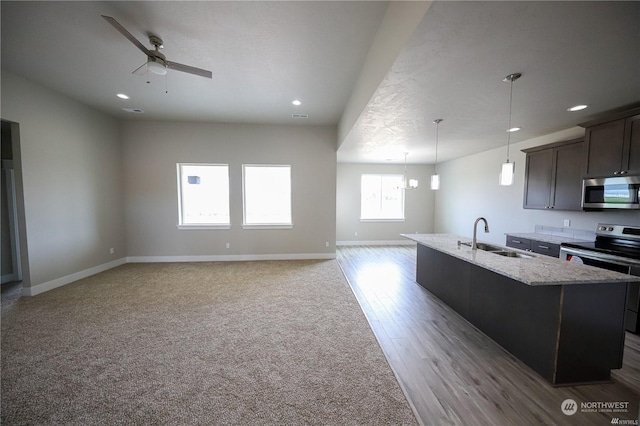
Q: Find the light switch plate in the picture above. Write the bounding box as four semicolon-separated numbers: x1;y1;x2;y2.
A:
563;219;571;227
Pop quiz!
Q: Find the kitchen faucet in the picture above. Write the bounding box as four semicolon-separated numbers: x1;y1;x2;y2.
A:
472;217;489;250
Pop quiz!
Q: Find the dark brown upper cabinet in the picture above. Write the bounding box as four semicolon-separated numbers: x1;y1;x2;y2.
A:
581;109;640;177
522;138;584;211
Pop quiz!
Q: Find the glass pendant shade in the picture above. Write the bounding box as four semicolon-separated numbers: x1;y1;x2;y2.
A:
430;174;440;190
408;179;419;189
499;162;515;186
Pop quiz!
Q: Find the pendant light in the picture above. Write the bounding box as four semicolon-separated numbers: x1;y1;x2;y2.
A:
499;73;521;186
402;153;418;190
431;119;443;190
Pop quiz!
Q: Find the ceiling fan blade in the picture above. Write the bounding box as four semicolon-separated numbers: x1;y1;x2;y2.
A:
102;15;151;56
167;61;212;79
132;61;148;76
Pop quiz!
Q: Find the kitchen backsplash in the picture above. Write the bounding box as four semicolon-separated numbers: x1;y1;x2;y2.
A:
534;225;596;242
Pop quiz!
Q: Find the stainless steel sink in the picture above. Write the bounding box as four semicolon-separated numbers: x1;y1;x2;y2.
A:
459;241;534;258
491;250;534;259
459;241;504;252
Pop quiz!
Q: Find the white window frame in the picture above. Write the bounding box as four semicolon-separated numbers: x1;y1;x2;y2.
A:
176;163;231;230
242;164;293;229
360;174;405;222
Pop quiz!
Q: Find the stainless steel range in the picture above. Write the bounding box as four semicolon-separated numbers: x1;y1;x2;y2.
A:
560;223;640;333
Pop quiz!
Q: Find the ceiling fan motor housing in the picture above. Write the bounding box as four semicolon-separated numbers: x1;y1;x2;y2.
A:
147;35;167;74
148;50;167;67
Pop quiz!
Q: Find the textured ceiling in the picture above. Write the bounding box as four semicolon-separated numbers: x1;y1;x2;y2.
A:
338;1;640;163
2;1;639;164
1;1;387;125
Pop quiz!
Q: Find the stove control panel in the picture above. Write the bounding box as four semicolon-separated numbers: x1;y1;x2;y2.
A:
596;223;640;241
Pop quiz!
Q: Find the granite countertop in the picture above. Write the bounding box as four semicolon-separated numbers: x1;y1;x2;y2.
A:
505;232;593;244
401;233;639;286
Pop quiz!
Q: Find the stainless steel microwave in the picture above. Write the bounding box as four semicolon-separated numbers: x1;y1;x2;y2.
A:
582;175;640;209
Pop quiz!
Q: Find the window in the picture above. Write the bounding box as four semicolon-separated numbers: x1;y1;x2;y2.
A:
243;165;292;228
177;163;230;228
360;174;405;221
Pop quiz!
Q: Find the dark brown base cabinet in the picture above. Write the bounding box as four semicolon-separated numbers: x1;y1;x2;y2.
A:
416;244;627;386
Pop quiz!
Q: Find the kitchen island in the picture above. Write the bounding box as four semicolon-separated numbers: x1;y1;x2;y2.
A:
401;233;640;386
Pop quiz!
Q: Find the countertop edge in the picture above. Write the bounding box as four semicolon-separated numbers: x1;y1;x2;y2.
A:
401;234;640;286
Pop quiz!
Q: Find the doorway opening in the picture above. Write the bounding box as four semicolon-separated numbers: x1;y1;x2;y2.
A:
1;120;29;290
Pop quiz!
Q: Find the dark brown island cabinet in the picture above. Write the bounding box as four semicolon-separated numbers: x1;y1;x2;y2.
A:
581;109;640;177
415;243;630;386
522;138;584;211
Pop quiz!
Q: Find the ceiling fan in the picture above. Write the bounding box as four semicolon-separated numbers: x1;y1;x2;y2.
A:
102;15;212;79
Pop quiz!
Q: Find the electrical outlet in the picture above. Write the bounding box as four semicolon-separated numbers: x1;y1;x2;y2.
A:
109;248;115;255
325;241;329;247
354;232;358;237
225;243;230;249
563;219;571;227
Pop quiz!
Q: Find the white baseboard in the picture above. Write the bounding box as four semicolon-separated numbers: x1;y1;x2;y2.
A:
336;240;416;246
127;253;336;263
23;257;128;296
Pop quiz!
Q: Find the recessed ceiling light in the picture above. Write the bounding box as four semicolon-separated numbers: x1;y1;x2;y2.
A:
117;93;130;100
292;100;301;106
291;114;308;118
568;104;588;112
507;127;521;132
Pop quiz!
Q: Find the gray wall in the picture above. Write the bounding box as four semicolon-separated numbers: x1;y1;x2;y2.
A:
434;127;640;244
121;121;337;258
336;162;435;243
1;71;126;289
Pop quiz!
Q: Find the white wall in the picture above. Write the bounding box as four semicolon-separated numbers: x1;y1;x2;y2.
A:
435;127;640;245
336;163;435;243
122;121;337;258
0;71;126;290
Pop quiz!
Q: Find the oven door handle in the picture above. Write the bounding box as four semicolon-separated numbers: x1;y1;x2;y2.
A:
560;247;640;268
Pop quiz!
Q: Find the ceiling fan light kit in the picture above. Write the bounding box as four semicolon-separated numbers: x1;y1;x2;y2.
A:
147;57;168;76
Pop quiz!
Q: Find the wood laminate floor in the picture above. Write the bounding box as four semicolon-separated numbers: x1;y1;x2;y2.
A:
337;245;640;426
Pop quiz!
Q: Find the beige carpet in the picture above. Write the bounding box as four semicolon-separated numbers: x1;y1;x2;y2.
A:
1;260;417;425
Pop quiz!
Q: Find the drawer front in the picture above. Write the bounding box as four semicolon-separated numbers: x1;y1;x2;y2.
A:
506;236;531;251
530;242;561;258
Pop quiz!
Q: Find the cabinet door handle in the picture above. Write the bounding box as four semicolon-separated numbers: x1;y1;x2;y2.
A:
538;245;550;249
614;171;620;175
620;170;628;175
512;240;521;244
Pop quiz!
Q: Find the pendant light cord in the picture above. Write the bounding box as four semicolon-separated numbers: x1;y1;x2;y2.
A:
504;73;521;162
434;122;439;173
433;118;443;174
506;77;514;163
